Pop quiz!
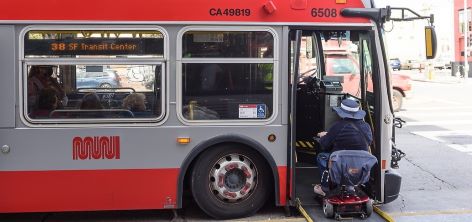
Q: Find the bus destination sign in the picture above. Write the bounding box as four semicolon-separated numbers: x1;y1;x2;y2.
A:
24;38;163;56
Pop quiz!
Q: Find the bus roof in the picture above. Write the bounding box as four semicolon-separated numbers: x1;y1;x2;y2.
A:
0;0;371;24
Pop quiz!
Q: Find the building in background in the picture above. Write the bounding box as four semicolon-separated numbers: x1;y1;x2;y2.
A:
453;0;472;77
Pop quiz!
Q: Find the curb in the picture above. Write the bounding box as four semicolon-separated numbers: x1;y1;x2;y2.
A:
230;217;305;222
412;79;461;84
411;77;465;84
187;217;306;222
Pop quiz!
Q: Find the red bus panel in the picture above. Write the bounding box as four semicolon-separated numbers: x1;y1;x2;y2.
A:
0;169;179;212
0;0;369;23
0;166;288;212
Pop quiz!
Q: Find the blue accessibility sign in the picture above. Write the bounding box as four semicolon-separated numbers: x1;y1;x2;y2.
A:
257;104;266;118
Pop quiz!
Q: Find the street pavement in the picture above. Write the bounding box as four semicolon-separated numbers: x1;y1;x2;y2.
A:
378;70;472;222
396;68;466;84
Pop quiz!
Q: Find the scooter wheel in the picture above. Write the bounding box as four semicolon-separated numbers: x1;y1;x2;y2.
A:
365;199;373;217
323;199;334;218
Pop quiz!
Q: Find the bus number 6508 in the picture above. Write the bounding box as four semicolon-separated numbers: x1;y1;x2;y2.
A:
311;8;337;18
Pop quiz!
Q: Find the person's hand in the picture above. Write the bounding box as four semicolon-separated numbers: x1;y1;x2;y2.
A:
61;95;68;106
317;131;327;137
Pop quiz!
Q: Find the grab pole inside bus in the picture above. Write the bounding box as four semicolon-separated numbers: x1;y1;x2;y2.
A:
289;29;303;208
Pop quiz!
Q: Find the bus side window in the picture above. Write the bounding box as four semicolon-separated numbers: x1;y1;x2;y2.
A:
180;30;275;121
23;29;165;123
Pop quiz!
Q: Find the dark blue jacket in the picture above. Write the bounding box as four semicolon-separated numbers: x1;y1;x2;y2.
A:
319;119;372;152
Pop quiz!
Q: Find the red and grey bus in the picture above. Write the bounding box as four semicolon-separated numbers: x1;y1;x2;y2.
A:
0;0;435;220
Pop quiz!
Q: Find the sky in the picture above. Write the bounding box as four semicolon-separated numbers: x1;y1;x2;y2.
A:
374;0;455;60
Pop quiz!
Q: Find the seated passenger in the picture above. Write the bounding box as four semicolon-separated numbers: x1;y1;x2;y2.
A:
313;98;373;196
75;93;104;118
80;93;103;110
29;87;58;119
122;93;147;117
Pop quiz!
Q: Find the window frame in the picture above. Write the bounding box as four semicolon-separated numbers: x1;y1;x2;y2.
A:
19;26;168;126
176;26;279;125
459;8;472;35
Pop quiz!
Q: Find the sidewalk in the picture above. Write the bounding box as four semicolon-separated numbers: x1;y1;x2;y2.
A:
403;69;469;84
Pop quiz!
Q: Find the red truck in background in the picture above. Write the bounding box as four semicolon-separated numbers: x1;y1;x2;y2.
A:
324;51;411;112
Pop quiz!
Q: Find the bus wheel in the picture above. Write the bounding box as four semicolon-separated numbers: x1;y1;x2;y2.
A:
191;146;270;219
392;89;403;112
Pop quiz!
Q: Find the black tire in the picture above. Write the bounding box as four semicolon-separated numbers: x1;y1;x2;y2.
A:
365;199;373;217
323;199;334;218
392;89;403;112
190;145;271;219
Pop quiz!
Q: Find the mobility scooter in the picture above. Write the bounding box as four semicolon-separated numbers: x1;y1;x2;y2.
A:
320;150;377;220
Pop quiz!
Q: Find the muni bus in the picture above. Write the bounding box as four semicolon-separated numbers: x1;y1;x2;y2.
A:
0;0;435;220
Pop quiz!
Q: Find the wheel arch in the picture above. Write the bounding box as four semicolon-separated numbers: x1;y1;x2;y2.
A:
177;134;280;208
392;87;405;97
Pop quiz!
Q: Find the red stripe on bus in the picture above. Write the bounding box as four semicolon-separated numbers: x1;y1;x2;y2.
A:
0;166;288;212
277;166;287;205
0;0;368;23
0;169;179;213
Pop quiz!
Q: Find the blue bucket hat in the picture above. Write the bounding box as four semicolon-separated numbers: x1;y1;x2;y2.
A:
333;99;366;120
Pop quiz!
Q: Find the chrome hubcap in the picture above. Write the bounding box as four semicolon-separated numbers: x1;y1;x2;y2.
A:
209;154;257;202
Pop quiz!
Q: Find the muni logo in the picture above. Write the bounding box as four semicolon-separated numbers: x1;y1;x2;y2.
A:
72;136;120;160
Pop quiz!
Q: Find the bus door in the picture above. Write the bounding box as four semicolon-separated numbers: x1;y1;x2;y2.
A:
290;28;385;221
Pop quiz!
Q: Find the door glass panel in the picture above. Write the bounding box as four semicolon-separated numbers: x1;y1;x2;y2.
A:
296;31;371;98
362;40;374;95
321;32;362;97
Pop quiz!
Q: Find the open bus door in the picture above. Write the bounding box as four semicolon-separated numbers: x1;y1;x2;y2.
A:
290;28;389;221
290;6;436;221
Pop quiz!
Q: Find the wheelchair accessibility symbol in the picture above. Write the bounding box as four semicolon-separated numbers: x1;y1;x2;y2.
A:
257;104;266;118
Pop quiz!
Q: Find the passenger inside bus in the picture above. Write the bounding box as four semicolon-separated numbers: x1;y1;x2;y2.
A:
28;87;58;119
80;93;103;110
122;93;147;117
27;65;66;112
313;98;372;196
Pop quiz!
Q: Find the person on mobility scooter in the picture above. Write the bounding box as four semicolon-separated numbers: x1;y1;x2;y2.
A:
322;150;377;219
313;98;377;219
